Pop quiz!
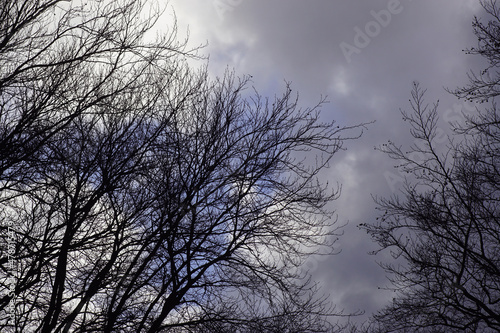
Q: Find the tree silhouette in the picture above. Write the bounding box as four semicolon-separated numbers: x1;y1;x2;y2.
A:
0;1;362;332
362;2;500;331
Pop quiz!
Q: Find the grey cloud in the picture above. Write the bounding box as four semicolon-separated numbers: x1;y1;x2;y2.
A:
167;0;487;325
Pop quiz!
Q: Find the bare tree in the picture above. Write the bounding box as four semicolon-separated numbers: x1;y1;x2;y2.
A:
0;0;195;194
0;1;363;332
362;82;500;332
360;2;500;331
450;0;500;102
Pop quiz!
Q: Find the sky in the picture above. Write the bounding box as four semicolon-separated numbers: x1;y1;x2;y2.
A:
165;0;486;326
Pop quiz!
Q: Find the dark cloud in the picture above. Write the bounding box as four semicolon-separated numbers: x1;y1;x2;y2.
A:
168;0;487;324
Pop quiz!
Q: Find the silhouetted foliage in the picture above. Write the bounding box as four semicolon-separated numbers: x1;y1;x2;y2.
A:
0;1;361;332
450;0;500;102
363;83;500;332
360;2;500;331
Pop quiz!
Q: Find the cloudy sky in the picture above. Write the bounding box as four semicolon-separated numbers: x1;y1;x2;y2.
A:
165;0;486;325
